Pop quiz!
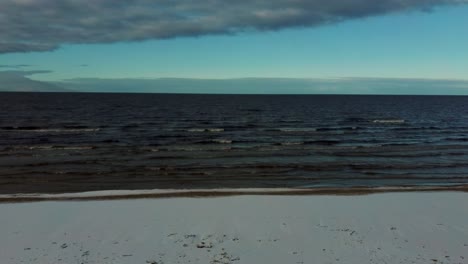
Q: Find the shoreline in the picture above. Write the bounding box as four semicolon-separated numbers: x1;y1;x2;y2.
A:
1;184;468;203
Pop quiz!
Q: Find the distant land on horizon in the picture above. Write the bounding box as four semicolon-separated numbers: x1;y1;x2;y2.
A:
1;71;468;95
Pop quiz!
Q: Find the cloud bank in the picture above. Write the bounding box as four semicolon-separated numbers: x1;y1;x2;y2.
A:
1;0;466;53
58;77;468;95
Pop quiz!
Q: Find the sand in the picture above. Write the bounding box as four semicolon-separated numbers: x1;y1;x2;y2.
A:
1;192;467;264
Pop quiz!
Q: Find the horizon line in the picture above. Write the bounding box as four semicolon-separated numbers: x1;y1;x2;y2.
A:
2;91;468;96
56;76;468;82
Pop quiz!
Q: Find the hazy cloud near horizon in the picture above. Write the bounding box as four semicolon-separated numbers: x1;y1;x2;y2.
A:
58;77;468;95
2;71;468;94
0;64;31;68
0;70;52;76
0;71;66;92
1;0;466;53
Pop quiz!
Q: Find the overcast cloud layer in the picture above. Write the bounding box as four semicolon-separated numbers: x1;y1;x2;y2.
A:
0;0;467;53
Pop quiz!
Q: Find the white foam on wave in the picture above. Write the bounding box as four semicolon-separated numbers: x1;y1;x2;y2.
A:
372;119;405;124
61;146;95;150
279;142;304;146
25;146;96;151
212;139;232;144
167;146;205;152
16;128;100;133
187;128;205;132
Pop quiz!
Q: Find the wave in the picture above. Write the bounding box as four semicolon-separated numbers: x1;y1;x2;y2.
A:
391;126;441;131
316;126;362;132
221;124;258;129
372;119;405;124
211;139;232;144
240;108;262;112
23;145;96;150
0;126;41;130
330;151;467;158
343;118;406;124
159;145;233;152
121;123;141;130
278;120;304;123
343;117;368;123
151;134;187;139
304;140;341;145
265;128;317;132
101;139;120;143
345;162;468;170
445;137;468;142
236;163;468;172
0;126;100;133
62;125;91;129
265;127;362;133
196;139;233;144
37;128;100;133
275;142;304;146
187;128;224;132
380;143;415;147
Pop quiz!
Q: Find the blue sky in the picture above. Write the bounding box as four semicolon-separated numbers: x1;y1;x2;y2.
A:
1;1;468;94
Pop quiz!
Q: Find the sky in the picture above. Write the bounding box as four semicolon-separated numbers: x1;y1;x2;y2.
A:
1;0;468;94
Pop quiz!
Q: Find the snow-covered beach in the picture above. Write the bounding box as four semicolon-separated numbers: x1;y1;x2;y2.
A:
1;191;467;264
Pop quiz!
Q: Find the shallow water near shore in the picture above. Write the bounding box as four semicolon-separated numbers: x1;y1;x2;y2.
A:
1;93;468;193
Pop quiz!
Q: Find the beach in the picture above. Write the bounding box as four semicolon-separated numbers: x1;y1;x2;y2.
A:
1;191;467;264
2;1;468;264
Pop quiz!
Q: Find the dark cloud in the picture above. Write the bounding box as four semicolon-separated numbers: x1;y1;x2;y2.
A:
0;42;57;53
0;64;32;68
0;70;52;76
0;0;466;53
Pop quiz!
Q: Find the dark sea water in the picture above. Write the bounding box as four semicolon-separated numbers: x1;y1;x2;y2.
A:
1;92;468;193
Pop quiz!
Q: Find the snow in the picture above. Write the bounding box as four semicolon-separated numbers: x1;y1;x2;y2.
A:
1;192;467;264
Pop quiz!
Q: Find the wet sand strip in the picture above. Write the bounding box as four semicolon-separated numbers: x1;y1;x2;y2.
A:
1;185;468;203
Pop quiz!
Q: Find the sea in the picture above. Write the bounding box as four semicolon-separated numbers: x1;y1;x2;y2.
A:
1;92;468;194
